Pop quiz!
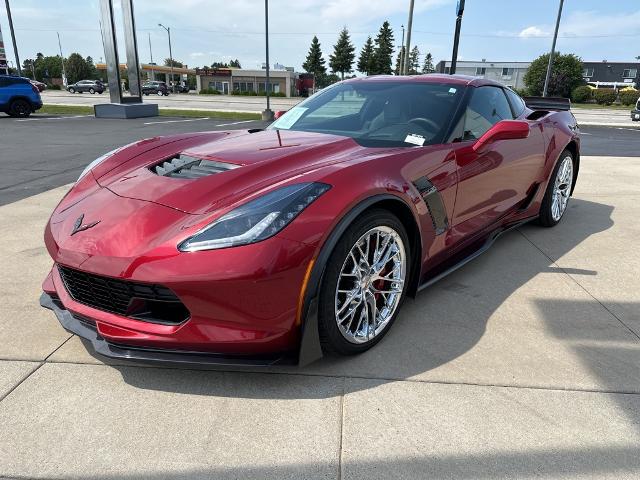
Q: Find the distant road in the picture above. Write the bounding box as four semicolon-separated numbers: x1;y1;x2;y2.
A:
40;90;302;113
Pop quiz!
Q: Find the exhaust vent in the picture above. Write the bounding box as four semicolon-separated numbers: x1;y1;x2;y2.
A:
152;154;239;179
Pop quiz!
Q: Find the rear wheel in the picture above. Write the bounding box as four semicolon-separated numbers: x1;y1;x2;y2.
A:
538;150;574;227
157;90;163;96
68;87;75;94
8;99;32;118
89;88;95;94
318;210;410;355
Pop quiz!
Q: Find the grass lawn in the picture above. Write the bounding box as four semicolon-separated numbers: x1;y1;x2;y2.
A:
39;104;261;120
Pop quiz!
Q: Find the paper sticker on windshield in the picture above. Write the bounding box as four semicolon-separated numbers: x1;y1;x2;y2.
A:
274;107;308;130
448;87;457;94
404;133;425;146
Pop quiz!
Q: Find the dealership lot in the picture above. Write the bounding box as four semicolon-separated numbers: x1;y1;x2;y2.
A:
1;116;639;479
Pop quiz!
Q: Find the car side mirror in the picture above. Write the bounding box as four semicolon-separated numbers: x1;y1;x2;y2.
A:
473;120;530;153
274;110;288;120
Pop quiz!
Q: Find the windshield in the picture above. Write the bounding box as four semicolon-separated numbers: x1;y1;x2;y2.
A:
269;81;465;147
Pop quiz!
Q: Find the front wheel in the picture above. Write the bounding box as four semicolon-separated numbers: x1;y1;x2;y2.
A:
318;209;410;355
157;90;163;96
68;87;75;94
89;88;95;94
538;150;574;227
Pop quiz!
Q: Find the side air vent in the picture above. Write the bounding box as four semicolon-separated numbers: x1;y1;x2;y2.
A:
413;176;449;235
152;154;239;179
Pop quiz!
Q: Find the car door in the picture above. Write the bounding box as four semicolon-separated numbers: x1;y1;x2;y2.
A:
450;86;543;232
0;77;10;108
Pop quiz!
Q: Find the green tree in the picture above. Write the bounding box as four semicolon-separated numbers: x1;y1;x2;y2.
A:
357;36;375;76
329;27;355;80
523;52;583;98
85;56;98;79
302;35;327;78
33;55;63;82
421;52;435;74
394;46;405;75
408;46;420;75
65;53;92;84
211;62;229;68
164;58;184;68
229;59;241;68
372;21;394;75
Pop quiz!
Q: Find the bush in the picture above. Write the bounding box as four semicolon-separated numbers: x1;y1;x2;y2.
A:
593;88;617;105
231;90;286;97
47;84;62;90
619;90;640;106
512;87;528;97
199;88;221;95
571;85;592;103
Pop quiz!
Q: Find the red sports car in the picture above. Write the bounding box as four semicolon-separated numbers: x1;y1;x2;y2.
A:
41;75;579;366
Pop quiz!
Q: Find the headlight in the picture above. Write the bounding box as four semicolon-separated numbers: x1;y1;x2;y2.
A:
178;182;331;252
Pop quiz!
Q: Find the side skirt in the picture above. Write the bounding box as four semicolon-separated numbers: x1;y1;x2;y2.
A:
418;216;537;292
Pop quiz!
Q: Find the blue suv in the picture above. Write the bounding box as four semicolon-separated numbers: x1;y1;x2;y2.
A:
0;75;43;117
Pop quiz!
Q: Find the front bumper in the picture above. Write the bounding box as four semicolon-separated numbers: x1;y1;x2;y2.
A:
40;292;298;367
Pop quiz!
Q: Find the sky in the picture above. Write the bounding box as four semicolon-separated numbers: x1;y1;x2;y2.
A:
1;0;639;72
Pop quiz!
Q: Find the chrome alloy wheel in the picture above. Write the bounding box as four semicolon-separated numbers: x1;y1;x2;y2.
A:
551;155;574;222
334;226;407;344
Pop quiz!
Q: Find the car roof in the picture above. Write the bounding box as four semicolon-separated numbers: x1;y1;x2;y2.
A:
342;74;504;88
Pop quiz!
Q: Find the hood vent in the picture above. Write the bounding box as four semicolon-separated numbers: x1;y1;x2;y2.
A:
152;154;239;179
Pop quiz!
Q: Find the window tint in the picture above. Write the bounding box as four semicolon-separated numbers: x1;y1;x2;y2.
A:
463;86;514;140
505;88;526;117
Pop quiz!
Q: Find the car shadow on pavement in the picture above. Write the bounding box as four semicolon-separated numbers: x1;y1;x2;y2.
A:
113;198;619;399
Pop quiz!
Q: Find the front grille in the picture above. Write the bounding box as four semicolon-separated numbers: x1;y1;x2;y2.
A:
57;265;189;325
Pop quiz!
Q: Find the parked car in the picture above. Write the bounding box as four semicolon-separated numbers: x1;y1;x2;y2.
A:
631;98;640;121
30;80;47;92
142;81;169;96
67;80;105;94
41;75;580;367
0;75;43;117
172;83;191;93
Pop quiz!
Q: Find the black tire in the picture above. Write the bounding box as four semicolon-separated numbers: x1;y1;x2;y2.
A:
318;209;411;356
8;99;32;118
68;87;75;94
89;88;95;94
538;149;574;227
157;90;163;96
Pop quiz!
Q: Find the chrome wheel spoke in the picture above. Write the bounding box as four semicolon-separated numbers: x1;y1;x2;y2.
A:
550;156;573;221
334;226;406;344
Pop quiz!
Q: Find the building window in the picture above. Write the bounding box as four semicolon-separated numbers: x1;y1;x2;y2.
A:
623;69;638;78
475;67;486;75
258;82;280;93
582;68;594;77
501;68;514;76
232;82;255;93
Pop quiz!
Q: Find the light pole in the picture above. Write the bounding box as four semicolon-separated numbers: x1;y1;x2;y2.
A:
450;0;465;74
57;32;67;86
262;0;274;121
543;0;564;97
4;0;21;76
148;32;154;80
399;25;405;75
403;0;415;76
158;23;174;91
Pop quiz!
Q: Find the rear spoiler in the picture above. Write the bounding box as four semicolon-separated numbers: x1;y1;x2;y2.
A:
523;96;571;111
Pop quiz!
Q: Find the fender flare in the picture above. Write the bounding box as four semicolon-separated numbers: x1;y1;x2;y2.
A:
297;193;420;366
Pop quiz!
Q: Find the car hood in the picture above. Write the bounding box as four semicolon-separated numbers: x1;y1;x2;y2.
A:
99;129;384;214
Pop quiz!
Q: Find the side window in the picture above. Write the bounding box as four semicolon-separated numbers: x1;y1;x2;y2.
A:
505;88;526;117
463;86;514;140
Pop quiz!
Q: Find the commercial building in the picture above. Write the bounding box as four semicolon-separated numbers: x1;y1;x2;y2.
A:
0;24;8;75
582;61;639;89
435;60;530;90
195;67;298;97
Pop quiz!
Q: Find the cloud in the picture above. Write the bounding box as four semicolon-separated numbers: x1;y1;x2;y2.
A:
519;26;548;38
189;52;205;57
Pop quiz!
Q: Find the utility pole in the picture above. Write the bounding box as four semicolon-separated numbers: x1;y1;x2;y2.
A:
148;32;154;80
57;32;67;86
450;0;465;74
4;0;21;76
399;25;405;75
262;0;274;121
543;0;564;97
403;0;415;76
158;23;174;91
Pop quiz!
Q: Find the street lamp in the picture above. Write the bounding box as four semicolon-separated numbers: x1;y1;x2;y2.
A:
404;0;415;76
543;0;564;97
450;0;465;75
158;23;174;91
5;0;22;76
399;25;405;75
262;0;274;121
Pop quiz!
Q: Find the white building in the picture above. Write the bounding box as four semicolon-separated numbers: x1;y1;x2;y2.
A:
435;60;531;90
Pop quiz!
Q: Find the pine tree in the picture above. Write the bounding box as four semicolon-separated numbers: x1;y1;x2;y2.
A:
302;36;327;80
357;36;375;76
394;46;406;75
372;21;394;75
421;52;435;74
409;46;420;75
329;27;356;80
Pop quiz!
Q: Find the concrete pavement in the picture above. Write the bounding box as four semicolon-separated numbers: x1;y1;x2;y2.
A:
0;154;639;479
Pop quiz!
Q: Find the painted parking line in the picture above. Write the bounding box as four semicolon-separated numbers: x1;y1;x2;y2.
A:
143;117;209;125
213;120;258;127
16;115;92;122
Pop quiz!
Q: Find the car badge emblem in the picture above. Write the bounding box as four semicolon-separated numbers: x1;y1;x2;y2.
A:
70;214;100;236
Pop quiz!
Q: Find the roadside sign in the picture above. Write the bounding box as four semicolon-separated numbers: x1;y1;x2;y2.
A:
0;24;8;70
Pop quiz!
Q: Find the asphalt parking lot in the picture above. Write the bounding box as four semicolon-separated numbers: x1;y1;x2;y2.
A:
1;115;639;479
